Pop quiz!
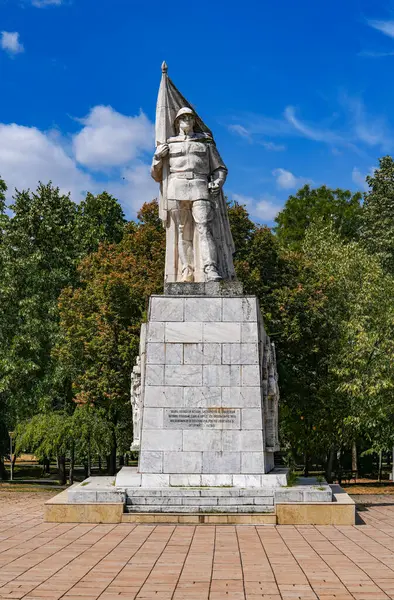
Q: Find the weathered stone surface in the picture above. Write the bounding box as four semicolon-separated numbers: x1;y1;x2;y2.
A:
165;322;203;343
144;385;183;407
184;297;221;322
163;451;203;474
164;281;244;296
150;297;184;322
165;343;183;364
202;322;241;343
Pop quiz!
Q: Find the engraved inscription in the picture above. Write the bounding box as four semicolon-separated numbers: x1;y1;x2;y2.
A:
164;407;240;429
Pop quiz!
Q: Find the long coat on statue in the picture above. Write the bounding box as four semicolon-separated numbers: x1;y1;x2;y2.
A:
152;63;236;283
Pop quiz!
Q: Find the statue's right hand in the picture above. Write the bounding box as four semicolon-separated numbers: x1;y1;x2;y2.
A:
155;143;169;159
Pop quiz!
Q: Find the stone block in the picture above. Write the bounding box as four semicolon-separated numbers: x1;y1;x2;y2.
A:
142;429;182;451
142;408;163;429
165;365;202;386
233;474;261;487
201;474;233;486
139;451;163;473
184;386;221;408
222;343;259;365
169;474;202;486
238;505;273;513
241;452;265;473
184;497;218;506
222;387;262;408
303;488;332;502
183;429;222;451
163;451;202;473
200;488;240;497
241;365;261;386
150;297;184;322
147;322;165;343
184;343;222;365
203;365;241;386
142;496;183;505
163;281;244;296
222;297;258;322
68;490;97;503
202;322;241;343
202;451;241;473
141;474;170;487
115;467;141;487
145;364;164;386
275;489;304;503
241;322;259;343
95;490;125;503
165;343;183;364
165;322;203;343
242;408;263;429
222;430;263;452
144;386;183;407
184;297;221;322
146;342;165;364
261;471;288;487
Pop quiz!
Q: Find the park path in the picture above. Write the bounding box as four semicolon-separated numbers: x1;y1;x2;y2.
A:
1;492;394;599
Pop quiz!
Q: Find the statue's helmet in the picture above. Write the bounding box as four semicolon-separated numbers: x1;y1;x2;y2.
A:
174;107;195;125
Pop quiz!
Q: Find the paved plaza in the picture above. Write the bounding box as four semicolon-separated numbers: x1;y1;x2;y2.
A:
1;493;394;599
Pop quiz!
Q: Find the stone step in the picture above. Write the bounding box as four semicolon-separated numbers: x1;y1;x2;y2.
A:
125;486;275;498
126;504;275;514
127;495;274;506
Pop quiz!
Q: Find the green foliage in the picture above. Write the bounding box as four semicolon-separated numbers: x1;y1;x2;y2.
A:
275;184;363;250
76;191;126;255
361;156;394;274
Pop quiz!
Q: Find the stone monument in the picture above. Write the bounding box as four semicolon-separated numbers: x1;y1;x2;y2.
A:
64;64;336;520
113;63;287;513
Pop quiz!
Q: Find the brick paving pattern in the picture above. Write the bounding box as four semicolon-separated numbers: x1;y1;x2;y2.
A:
1;493;394;599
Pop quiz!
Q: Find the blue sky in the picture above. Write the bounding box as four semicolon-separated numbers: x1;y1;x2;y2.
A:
1;0;394;224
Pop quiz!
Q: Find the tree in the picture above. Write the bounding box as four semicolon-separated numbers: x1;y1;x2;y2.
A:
55;200;165;474
0;183;127;429
275;185;363;250
361;156;394;274
275;222;394;476
76;191;126;256
0;183;80;425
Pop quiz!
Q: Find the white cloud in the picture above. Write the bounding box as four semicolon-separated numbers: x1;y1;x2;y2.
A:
352;167;374;192
228;124;251;140
368;19;394;39
0;107;157;218
1;32;24;55
261;141;286;151
341;95;391;149
0;123;92;202
232;193;281;222
272;168;311;190
73;106;154;169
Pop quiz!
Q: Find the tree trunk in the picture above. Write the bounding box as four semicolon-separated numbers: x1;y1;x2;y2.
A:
87;442;91;478
69;443;75;485
125;454;129;467
43;457;50;475
303;451;310;478
57;455;67;486
83;462;89;479
119;455;124;467
0;457;8;480
109;435;117;476
378;450;383;483
336;448;342;485
351;441;358;474
98;456;102;473
325;447;335;483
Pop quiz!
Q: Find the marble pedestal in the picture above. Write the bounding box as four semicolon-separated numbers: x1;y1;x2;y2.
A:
116;284;286;510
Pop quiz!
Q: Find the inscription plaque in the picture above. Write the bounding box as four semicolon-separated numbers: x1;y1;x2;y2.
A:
164;407;240;429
